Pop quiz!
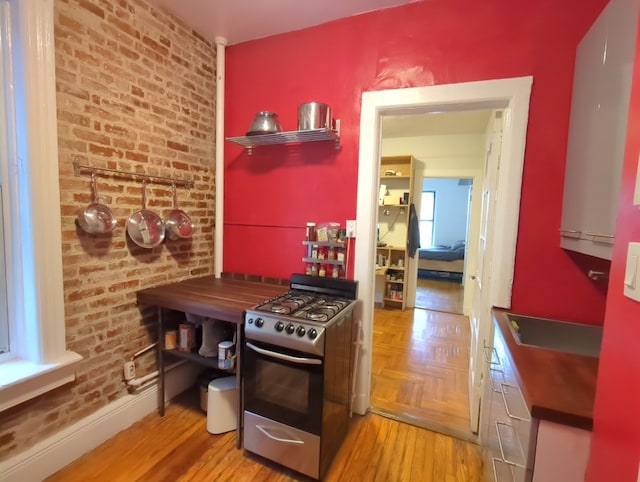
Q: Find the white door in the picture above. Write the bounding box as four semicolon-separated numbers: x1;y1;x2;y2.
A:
468;110;503;432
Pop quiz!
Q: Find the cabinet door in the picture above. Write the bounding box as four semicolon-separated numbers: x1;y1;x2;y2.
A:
560;0;639;258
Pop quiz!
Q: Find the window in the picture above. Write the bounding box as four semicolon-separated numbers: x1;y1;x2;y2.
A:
0;0;81;412
419;190;435;248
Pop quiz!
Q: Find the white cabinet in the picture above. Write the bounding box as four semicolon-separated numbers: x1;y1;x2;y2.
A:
560;0;639;259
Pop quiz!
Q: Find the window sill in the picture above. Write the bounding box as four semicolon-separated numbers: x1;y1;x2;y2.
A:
0;351;83;412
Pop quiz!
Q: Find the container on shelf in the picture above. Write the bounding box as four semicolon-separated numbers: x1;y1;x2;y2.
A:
305;222;316;241
178;323;195;352
218;340;235;370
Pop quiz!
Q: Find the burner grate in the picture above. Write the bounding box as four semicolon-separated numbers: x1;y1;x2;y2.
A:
253;290;352;322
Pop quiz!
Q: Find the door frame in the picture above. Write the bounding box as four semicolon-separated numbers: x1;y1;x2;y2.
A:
351;77;533;415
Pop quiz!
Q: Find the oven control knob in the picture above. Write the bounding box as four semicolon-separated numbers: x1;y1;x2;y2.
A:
285;323;295;335
255;317;264;328
274;321;284;332
296;326;306;337
308;328;318;340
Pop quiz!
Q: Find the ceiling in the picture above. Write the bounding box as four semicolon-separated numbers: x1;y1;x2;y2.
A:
146;0;492;137
147;0;419;45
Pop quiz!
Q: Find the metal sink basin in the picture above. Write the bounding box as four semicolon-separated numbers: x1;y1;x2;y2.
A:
507;314;603;358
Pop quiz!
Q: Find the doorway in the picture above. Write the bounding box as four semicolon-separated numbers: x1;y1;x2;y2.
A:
369;115;490;439
414;176;474;315
351;77;533;435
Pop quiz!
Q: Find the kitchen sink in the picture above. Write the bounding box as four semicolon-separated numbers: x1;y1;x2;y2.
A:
507;313;603;357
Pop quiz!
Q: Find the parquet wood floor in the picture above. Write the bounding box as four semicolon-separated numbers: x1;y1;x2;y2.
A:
415;277;464;314
46;389;484;482
371;306;474;441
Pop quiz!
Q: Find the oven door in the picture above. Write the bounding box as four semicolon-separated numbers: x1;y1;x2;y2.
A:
243;339;323;435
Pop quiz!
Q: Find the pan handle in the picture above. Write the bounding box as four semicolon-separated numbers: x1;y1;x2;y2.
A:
91;173;98;204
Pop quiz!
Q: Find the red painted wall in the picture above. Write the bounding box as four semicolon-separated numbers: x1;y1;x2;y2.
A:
587;9;640;481
224;0;609;322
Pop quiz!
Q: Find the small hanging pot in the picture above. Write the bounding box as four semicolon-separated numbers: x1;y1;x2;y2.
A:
126;181;165;248
165;183;194;240
77;173;116;234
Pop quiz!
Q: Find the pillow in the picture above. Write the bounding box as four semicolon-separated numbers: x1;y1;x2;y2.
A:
450;240;465;250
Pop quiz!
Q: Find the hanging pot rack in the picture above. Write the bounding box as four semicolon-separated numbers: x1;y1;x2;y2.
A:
73;161;194;189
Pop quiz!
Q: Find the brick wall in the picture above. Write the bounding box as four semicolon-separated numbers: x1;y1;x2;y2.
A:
0;0;216;458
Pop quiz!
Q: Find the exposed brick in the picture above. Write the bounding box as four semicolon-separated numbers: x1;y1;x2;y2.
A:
72;128;110;145
79;0;105;19
89;143;123;158
130;85;144;98
107;14;140;41
125;150;148;162
166;140;189;152
142;35;169;56
3;0;216;463
74;49;101;67
118;44;139;60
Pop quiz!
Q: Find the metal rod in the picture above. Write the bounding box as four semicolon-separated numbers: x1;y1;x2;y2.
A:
73;162;194;188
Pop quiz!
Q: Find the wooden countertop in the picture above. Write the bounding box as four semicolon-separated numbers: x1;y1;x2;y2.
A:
136;275;288;324
493;308;599;431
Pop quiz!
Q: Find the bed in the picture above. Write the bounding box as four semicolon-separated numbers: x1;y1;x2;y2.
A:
417;241;465;280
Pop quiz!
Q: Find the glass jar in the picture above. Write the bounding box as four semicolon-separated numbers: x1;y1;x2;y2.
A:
306;222;316;241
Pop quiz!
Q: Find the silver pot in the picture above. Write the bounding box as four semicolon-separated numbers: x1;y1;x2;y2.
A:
126;181;165;248
77;173;116;234
165;183;194;240
297;102;332;130
247;111;282;135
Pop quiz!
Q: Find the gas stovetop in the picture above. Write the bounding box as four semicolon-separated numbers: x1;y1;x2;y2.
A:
244;274;358;356
252;291;353;322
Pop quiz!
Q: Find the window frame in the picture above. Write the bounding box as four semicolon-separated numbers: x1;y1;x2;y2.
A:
419;190;436;248
0;0;81;413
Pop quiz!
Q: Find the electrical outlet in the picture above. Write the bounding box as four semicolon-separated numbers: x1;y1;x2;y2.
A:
123;361;135;381
346;220;357;238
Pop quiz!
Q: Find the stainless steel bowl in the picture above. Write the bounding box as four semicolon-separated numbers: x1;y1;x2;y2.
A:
247;111;282;135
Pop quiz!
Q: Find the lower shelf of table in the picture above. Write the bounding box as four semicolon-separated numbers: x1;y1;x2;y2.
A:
163;348;235;372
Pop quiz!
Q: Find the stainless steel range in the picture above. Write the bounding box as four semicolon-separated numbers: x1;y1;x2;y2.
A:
242;274;358;480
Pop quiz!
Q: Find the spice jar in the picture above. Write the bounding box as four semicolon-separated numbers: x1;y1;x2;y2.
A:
306;222;316;241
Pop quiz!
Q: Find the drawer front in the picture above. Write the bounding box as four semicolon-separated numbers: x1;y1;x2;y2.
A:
482;326;534;482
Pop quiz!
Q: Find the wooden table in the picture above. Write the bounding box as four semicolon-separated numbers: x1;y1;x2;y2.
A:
136;276;287;445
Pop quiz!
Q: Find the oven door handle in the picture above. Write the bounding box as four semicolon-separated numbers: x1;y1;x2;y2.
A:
256;425;304;445
245;342;322;365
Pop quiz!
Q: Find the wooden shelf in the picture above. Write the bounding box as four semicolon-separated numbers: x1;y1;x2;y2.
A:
163;348;235;372
377;156;414;310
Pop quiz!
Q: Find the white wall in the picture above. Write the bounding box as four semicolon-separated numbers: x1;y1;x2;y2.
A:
422;178;471;246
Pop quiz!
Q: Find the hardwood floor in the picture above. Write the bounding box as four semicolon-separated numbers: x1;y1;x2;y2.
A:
45;390;484;482
415;277;464;314
371;306;474;441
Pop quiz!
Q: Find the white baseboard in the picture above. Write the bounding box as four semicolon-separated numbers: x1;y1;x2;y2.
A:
0;362;201;482
351;392;368;416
